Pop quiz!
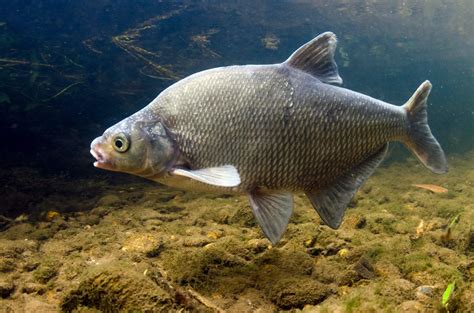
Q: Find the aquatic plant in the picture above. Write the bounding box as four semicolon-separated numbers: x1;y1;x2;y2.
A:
441;213;461;244
441;281;455;312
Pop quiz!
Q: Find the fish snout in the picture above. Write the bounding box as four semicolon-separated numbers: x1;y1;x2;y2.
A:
90;137;114;170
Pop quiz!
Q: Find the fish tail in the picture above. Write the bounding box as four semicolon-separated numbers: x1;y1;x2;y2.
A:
402;80;448;174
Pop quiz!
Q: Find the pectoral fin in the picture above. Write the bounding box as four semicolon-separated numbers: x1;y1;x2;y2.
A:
171;165;241;187
306;144;388;229
248;189;293;245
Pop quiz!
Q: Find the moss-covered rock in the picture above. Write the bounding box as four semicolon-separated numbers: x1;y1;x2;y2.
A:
33;259;60;284
60;264;173;312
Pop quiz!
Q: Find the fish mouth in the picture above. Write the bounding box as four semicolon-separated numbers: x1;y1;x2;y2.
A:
90;148;103;167
90;138;115;170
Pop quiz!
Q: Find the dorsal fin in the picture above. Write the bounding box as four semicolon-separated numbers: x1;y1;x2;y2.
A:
284;32;343;85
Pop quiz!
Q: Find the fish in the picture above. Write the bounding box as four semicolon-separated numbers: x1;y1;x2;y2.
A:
90;32;448;244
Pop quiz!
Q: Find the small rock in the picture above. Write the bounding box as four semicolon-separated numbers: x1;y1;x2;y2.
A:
60;265;173;311
416;285;435;300
338;248;350;258
145;242;165;258
97;194;121;207
45;210;60;222
214;209;230;224
0;280;15;298
182;236;213;247
138;209;163;222
228;206;256;227
307;242;342;257
247;239;268;253
207;230;223;240
398;300;424;312
393;278;415;292
89;206;110;217
338;270;359;286
33;261;59;284
353;257;376;280
122;234;161;254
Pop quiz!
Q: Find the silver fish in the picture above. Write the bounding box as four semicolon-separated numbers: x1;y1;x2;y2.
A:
91;32;447;244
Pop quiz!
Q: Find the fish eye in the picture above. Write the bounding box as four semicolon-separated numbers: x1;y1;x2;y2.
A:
112;133;129;152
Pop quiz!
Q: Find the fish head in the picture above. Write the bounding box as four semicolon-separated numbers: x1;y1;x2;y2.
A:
90;115;177;178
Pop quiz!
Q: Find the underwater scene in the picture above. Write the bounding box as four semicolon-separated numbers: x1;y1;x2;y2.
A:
0;1;473;312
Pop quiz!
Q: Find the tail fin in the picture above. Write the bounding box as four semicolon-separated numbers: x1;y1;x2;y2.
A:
403;81;448;174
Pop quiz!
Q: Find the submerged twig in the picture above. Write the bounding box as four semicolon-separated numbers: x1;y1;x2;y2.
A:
40;82;83;102
0;58;54;68
83;38;104;54
150;264;225;312
187;288;225;313
111;6;187;80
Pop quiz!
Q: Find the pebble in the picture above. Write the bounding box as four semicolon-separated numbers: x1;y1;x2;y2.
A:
353;256;376;280
207;230;223;240
97;194;121;207
416;285;435;300
247;239;268;253
398;300;424;312
182;236;212;247
338;248;349;258
393;278;415;292
145;242;165;258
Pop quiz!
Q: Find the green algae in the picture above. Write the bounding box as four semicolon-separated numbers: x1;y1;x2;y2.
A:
60;263;174;312
33;259;60;284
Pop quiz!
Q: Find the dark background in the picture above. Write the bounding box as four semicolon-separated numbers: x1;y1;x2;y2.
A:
1;0;473;178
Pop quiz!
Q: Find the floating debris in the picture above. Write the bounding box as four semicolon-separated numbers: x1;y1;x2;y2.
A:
261;33;280;50
415;219;425;238
412;184;448;193
190;29;221;58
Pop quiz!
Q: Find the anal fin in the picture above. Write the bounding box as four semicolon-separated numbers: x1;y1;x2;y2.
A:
306;144;388;229
248;189;293;245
